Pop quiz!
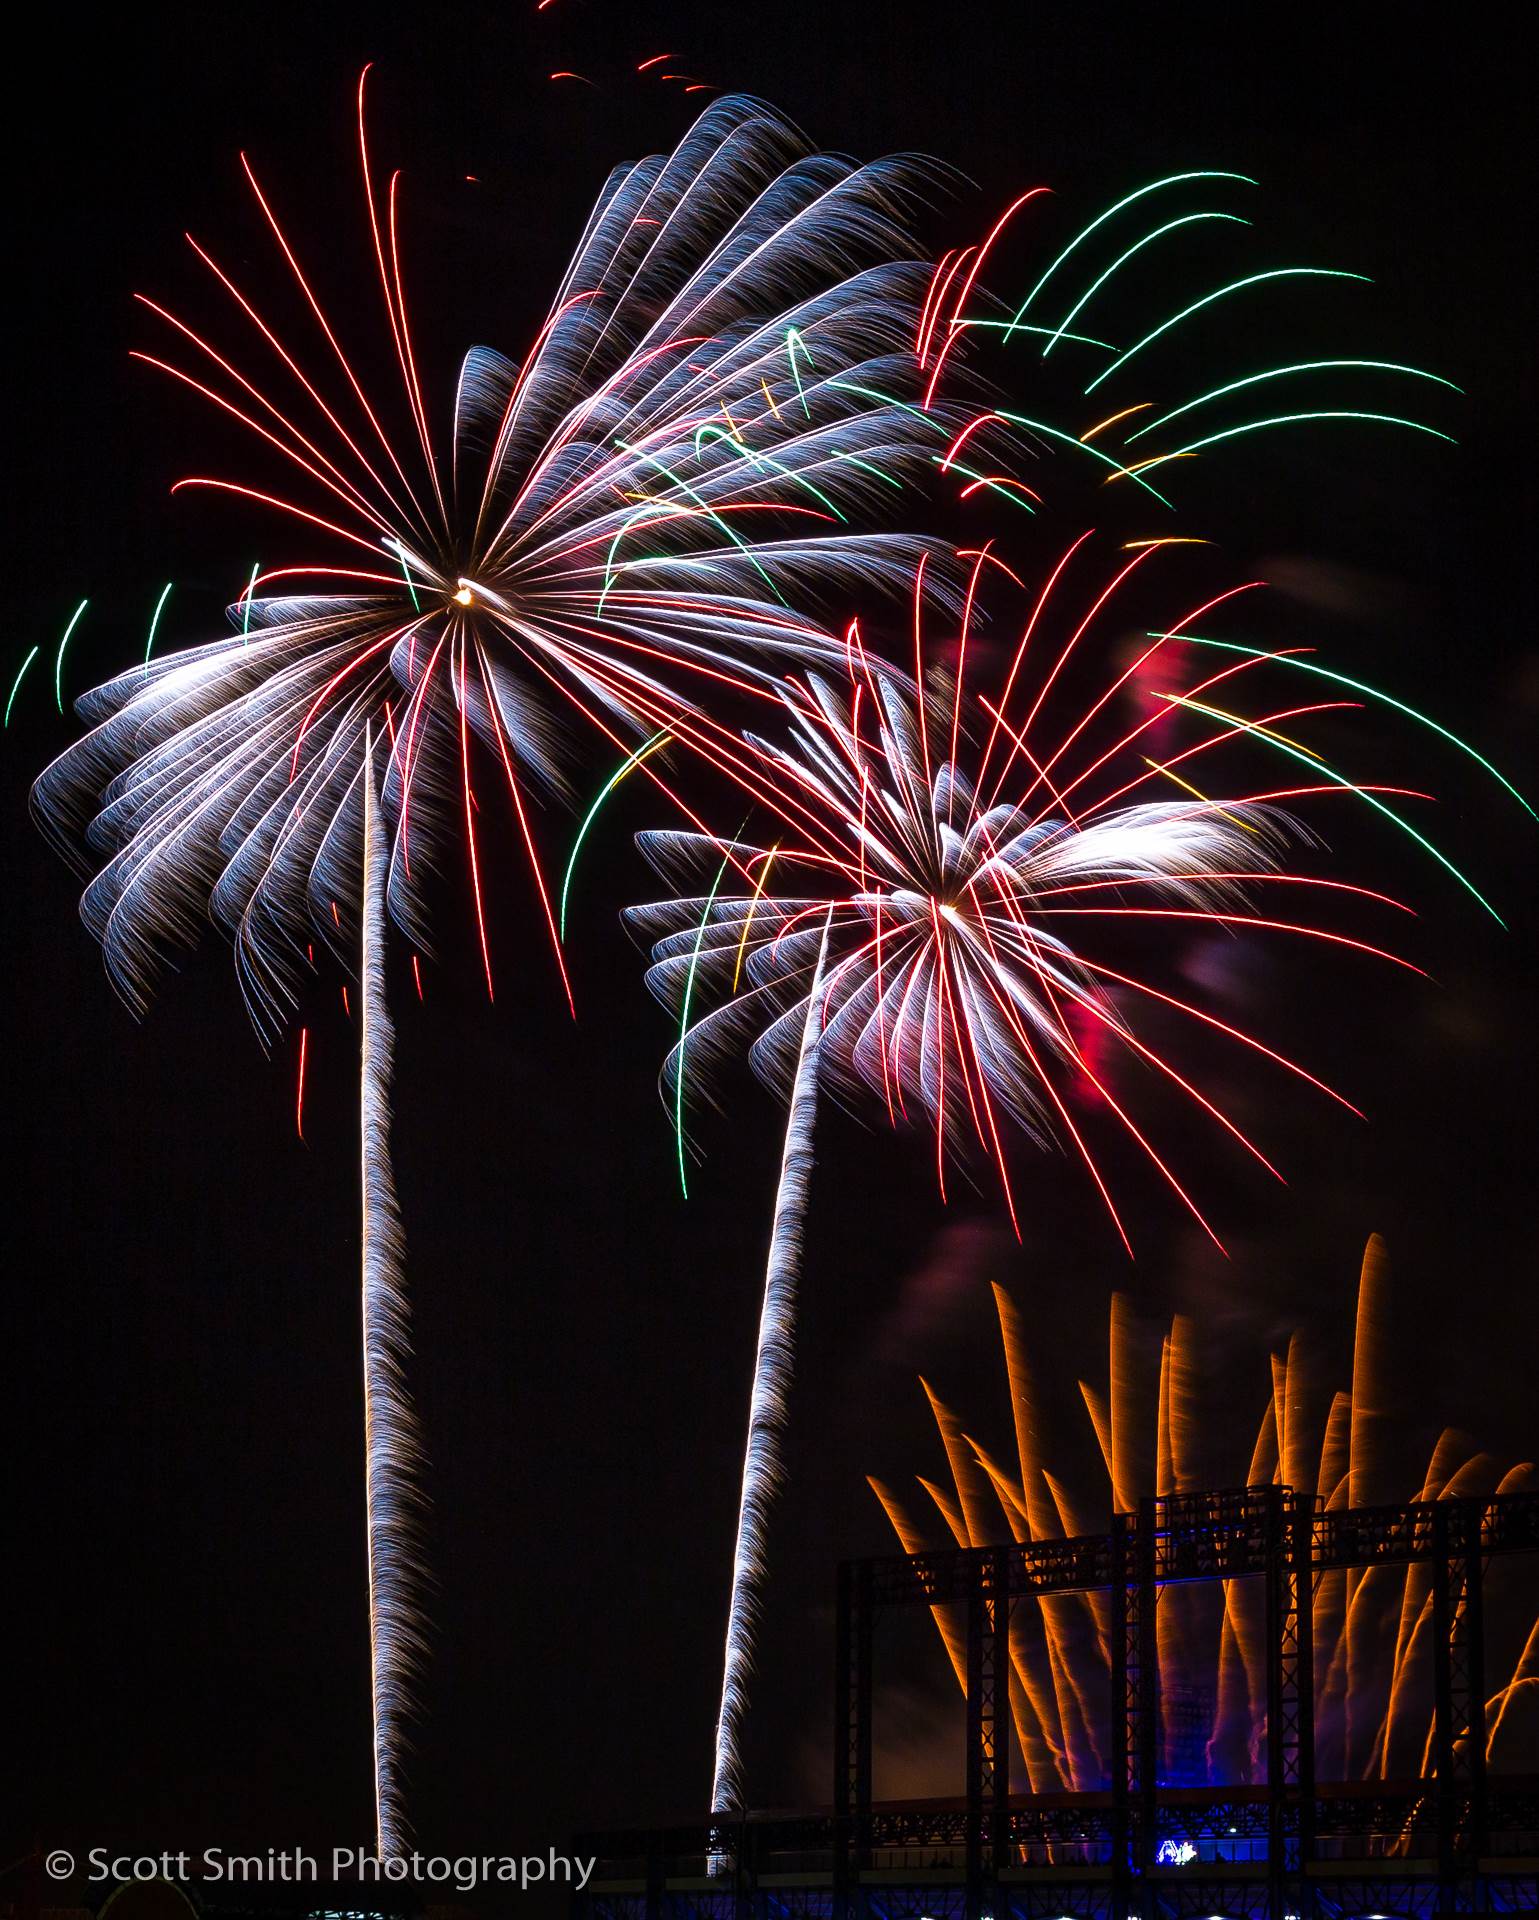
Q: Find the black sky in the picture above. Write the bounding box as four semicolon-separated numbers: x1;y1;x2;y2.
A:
5;1;1536;1907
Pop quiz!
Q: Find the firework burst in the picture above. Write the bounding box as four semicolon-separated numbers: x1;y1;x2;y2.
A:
33;83;962;1030
629;540;1447;1251
32;81;964;1852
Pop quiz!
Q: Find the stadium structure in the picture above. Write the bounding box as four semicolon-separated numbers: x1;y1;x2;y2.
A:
576;1485;1539;1920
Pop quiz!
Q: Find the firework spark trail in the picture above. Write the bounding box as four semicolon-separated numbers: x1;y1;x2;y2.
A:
559;730;673;939
958;1423;1070;1790
709;917;831;1822
1338;1232;1393;1773
1208;1390;1281;1777
1159;635;1534;820
359;727;427;1856
873;1240;1538;1799
995;1286;1104;1781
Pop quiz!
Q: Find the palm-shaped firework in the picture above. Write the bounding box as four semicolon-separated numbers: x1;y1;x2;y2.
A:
626;535;1508;1815
32;82;969;1852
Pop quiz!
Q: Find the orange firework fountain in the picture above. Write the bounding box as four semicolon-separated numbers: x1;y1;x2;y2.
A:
872;1236;1538;1795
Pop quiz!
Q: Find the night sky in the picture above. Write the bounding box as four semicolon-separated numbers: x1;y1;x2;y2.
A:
5;1;1535;1906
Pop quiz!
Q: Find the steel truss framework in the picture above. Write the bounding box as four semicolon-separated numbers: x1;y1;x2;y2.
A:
577;1487;1539;1920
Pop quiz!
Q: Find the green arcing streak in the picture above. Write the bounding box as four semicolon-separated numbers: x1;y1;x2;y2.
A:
1084;269;1372;394
1126;361;1462;442
786;328;814;416
600;499;703;616
54;599;89;713
559;732;673;939
692;422;845;520
143;582;174;670
1166;692;1504;924
1008;170;1255;330
824;377;952;435
833;450;905;490
5;646;39;727
388;540;422;611
1158;634;1535;820
956;318;1118;352
996;409;1175;507
676;851;736;1197
823;375;1111;505
611;442;788;607
1121;410;1456;476
1041;212;1250;358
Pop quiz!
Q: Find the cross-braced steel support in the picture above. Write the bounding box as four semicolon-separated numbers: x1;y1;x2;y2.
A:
833;1555;872;1918
1110;1506;1158;1917
1433;1496;1487;1911
963;1545;1009;1915
1263;1485;1315;1919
